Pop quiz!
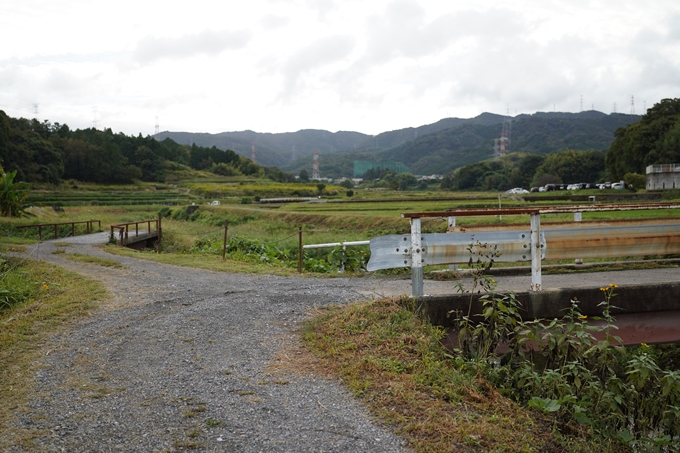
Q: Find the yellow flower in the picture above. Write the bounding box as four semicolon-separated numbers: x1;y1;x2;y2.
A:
609;283;618;288
42;284;49;290
578;315;588;319
641;343;649;348
600;287;607;291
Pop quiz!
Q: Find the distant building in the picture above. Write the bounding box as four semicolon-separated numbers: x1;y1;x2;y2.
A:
646;164;680;190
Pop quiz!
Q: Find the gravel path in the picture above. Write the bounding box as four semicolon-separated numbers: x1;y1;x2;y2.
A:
5;236;412;452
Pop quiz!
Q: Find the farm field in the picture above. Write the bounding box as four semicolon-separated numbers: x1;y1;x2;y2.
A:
4;181;680;277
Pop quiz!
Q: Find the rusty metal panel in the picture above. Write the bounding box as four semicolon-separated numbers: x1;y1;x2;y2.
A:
400;202;680;219
366;231;546;271
543;223;680;260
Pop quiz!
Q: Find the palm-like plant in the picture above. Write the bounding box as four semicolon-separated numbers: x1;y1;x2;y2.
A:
0;169;29;217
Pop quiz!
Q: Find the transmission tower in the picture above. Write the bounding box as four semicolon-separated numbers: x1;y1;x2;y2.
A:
155;116;159;135
630;96;635;114
91;106;100;129
251;143;256;164
612;103;617;114
312;150;320;180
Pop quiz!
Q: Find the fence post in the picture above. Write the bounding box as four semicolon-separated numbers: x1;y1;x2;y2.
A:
298;226;303;273
38;225;42;241
54;224;58;239
530;213;542;292
157;213;162;253
447;215;458;271
574;212;583;265
222;219;228;260
71;223;75;237
411;217;424;297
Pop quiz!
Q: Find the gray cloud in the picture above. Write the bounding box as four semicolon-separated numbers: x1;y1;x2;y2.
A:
260;14;291;30
279;34;355;100
130;29;252;66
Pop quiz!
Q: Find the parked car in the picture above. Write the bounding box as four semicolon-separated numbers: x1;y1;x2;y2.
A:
530;187;539;192
612;182;624;190
505;187;529;194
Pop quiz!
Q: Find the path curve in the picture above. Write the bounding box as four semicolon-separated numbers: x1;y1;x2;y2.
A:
5;237;411;452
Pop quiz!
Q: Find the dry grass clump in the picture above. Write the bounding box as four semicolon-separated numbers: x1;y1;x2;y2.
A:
300;297;596;453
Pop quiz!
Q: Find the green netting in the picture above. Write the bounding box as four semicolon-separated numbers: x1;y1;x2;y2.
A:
353;160;411;178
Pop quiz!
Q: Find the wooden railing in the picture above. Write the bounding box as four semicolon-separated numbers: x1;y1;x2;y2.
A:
110;215;162;251
15;220;101;241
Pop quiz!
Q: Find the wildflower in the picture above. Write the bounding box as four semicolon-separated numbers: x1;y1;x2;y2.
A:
641;343;649;348
42;284;49;290
608;283;618;288
578;315;588;319
600;287;608;291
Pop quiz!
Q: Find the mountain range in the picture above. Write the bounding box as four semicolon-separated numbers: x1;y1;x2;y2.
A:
154;111;641;178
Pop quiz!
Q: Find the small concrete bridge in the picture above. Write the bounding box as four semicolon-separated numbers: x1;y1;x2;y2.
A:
110;217;162;251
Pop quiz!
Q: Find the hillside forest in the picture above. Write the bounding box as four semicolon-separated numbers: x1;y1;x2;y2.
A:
0;110;293;186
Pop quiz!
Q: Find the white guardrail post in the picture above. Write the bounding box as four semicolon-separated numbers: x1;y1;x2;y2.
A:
574;211;583;265
447;215;458;271
530;212;542;291
410;217;424;297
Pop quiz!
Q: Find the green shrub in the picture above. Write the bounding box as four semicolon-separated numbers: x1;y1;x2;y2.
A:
448;243;680;450
0;257;38;310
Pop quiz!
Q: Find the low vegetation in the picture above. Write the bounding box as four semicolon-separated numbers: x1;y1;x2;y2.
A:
0;257;107;435
304;248;680;452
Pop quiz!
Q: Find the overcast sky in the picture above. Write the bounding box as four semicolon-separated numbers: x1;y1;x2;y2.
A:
1;0;679;137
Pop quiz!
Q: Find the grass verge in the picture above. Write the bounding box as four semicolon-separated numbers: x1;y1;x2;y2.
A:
66;253;126;269
0;259;108;442
302;297;605;452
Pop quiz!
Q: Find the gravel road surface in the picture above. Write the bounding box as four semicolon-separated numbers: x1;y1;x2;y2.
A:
6;236;413;452
5;233;679;452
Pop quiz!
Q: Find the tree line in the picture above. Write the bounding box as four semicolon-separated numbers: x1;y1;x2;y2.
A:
0;110;295;185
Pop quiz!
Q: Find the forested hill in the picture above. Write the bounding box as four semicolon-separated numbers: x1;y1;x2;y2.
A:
155;129;370;167
155;113;508;167
157;111;640;176
0;110;284;185
374;112;641;175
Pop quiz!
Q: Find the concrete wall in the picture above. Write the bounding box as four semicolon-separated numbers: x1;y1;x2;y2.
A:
647;173;680;190
646;164;680;190
419;282;680;326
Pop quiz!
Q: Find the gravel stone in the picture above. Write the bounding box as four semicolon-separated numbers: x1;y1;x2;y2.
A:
6;237;412;452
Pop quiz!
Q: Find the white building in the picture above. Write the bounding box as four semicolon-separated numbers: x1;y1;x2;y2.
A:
646;164;680;190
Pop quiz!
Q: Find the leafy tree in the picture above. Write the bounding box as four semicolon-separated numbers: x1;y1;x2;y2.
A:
316;183;326;194
0;167;29;217
298;169;309;182
533;149;604;185
533;173;562;187
211;162;241;176
396;173;418;190
339;179;354;189
606;98;680;179
623;173;646;190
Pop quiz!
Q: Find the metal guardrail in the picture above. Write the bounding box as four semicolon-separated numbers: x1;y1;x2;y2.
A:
367;203;680;297
302;240;370;250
